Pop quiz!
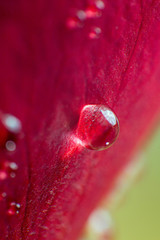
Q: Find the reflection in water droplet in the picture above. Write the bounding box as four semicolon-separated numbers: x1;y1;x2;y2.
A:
0;113;22;148
0;161;18;180
7;202;21;215
77;105;119;150
89;27;102;39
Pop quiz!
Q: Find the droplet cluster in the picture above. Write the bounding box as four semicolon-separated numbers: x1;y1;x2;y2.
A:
77;105;119;151
7;201;21;216
66;0;105;39
0;112;22;215
0;161;18;180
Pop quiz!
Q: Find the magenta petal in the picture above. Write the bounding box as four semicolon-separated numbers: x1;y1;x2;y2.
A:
0;0;160;239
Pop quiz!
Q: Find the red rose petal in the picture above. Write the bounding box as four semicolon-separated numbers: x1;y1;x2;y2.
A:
0;0;160;240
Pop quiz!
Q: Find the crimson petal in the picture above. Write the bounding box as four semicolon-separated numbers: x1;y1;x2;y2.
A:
0;0;160;239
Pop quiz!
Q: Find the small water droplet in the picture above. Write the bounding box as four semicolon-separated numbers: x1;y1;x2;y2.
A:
95;0;105;10
10;172;16;178
5;140;16;152
0;170;7;180
76;10;86;21
7;201;21;215
88;209;113;234
77;105;119;150
66;16;82;29
2;114;22;134
88;27;101;39
0;192;7;200
0;113;22;148
85;5;102;18
0;161;18;180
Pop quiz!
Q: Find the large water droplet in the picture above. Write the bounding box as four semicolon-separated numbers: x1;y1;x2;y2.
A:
0;160;18;180
0;113;22;149
88;27;101;39
7;201;21;215
77;105;119;150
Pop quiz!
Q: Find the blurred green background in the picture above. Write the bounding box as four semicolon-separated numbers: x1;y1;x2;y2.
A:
112;126;160;240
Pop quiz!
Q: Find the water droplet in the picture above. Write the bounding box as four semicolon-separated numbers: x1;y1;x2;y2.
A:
95;0;105;10
0;161;18;180
0;113;22;148
5;140;16;152
88;27;102;39
76;10;86;21
2;114;22;134
77;105;119;150
0;192;7;201
85;5;102;18
7;201;21;215
66;16;82;29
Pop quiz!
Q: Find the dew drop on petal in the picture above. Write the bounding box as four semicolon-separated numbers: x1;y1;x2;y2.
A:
0;160;18;180
76;10;86;21
95;0;105;10
9;162;18;171
85;5;102;18
0;113;22;148
66;16;82;29
88;27;102;39
77;105;119;150
0;170;8;180
7;201;21;215
2;114;22;134
5;140;16;152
